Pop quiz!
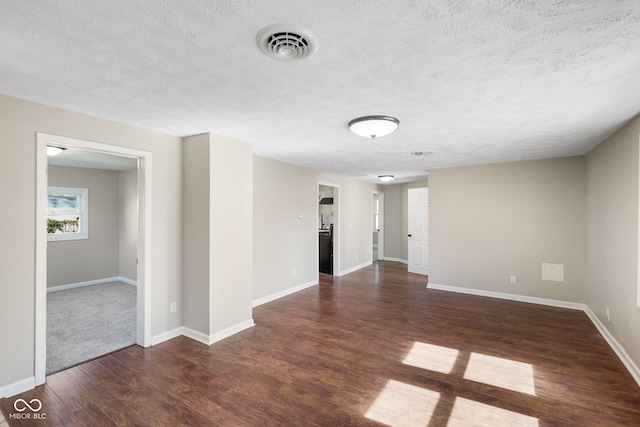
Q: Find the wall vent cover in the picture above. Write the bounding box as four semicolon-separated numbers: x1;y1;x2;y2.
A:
542;263;564;282
256;24;318;61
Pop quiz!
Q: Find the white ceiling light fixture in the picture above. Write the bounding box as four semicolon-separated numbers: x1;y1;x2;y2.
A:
256;24;318;61
47;146;66;156
378;175;395;182
349;116;400;139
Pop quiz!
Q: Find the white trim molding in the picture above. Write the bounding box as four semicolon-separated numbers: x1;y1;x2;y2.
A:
118;277;137;286
382;257;408;264
584;306;640;387
428;283;640;387
152;320;256;347
150;327;184;346
205;320;255;346
0;377;35;399
427;283;585;310
253;279;318;307
35;132;153;385
339;260;372;277
47;276;137;292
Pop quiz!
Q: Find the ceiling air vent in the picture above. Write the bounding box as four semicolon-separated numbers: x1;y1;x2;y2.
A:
411;151;434;157
256;24;318;61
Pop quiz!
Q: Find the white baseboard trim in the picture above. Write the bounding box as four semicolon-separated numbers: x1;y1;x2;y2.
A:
205;319;255;346
428;283;640;388
180;327;212;345
583;306;640;387
151;319;256;347
47;276;137;292
339;260;372;276
182;320;256;346
118;276;137;286
0;376;35;399
253;279;318;307
382;257;407;264
427;283;585;310
150;327;183;346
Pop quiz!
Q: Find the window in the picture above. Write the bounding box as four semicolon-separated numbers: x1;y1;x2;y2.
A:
47;187;88;241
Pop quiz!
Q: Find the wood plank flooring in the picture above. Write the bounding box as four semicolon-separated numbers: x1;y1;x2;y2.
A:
2;261;640;426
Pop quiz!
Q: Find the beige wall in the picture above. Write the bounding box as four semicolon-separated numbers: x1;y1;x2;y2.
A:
48;166;138;287
429;158;586;302
585;114;640;366
182;134;211;333
253;156;378;301
0;94;182;391
381;185;403;260
47;166;120;287
209;134;253;332
182;133;254;336
253;157;317;300
118;169;138;281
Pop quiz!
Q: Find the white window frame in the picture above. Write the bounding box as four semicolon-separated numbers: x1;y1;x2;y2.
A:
47;186;88;241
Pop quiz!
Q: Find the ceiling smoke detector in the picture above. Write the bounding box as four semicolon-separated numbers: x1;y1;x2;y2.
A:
411;151;434;157
256;24;318;61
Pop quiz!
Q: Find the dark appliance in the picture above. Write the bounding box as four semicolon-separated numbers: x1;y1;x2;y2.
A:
319;232;333;274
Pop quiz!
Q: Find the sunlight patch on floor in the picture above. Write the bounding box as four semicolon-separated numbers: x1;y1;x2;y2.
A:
448;397;539;427
402;342;459;374
365;380;440;426
464;352;536;396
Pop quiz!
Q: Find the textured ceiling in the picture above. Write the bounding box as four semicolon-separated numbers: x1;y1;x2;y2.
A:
2;1;640;183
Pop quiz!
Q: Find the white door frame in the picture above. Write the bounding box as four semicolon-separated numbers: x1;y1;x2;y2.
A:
372;191;385;261
317;181;340;276
35;133;152;385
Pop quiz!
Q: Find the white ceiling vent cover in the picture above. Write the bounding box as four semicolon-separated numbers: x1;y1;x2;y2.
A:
256;24;318;61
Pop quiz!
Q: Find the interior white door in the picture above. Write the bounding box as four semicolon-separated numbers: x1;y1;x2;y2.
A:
408;187;429;276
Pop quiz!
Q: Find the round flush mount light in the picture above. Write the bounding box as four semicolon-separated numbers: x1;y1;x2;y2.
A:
348;116;400;139
378;175;395;182
256;24;318;61
47;146;66;156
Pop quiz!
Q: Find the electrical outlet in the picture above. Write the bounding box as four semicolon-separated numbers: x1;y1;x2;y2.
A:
355;253;359;260
170;302;177;313
293;269;297;276
510;276;516;284
606;307;610;322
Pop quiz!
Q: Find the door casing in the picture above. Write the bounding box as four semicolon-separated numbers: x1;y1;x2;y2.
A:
35;133;153;385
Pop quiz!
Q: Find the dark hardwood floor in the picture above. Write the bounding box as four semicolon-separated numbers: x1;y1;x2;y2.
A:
2;261;640;426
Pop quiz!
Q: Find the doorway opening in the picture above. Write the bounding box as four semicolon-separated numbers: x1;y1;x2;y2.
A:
35;133;152;385
318;182;340;276
372;191;385;262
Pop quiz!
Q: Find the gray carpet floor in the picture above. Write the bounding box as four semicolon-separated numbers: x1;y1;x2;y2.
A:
47;281;136;375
